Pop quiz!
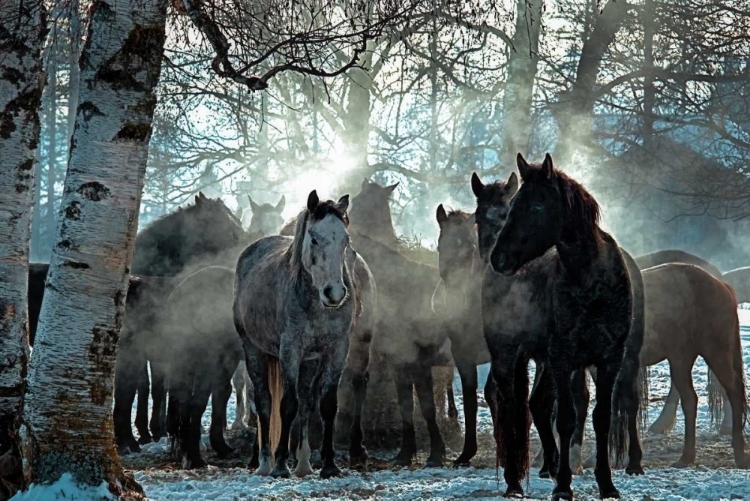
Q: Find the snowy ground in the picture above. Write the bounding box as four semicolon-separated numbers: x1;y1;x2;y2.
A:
119;308;750;500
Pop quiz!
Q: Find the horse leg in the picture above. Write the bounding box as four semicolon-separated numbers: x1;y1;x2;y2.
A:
447;385;458;420
412;362;446;468
113;356;142;454
244;343;272;475
453;362;478;467
209;356;237;458
183;375;211;469
232;362;246;430
549;361;575;501
345;329;372;468
271;342;301;479
390;363;417;467
135;359;152;444
570;368;589;475
648;380;679;435
529;364;559;480
150;359;169;442
318;339;349;479
669;358;698;467
703;352;750;467
293;360;319;477
490;345;526;497
530;364;546;469
591;363;620;499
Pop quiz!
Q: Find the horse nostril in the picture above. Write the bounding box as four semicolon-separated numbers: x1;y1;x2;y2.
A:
323;285;333;300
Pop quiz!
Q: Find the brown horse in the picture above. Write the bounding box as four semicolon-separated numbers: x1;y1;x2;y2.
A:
638;263;749;468
634;251;732;436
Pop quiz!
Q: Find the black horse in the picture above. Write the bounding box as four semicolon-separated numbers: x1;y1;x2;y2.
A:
489;153;633;500
114;192;247;453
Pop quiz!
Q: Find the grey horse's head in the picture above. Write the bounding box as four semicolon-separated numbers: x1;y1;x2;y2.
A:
247;195;285;236
301;190;352;308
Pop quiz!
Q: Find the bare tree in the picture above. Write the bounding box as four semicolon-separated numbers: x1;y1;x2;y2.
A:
0;1;46;497
20;0;168;493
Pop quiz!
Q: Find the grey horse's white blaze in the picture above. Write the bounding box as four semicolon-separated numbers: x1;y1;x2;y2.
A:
302;212;351;308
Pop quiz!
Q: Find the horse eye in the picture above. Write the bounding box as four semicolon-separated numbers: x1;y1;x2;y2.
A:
531;204;544;213
311;237;318;246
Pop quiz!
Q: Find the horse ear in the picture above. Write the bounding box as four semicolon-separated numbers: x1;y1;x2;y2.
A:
275;195;285;212
198;192;208;201
506;171;519;195
362;178;370;189
466;212;476;227
307;190;319;212
247;195;260;212
336;194;350;213
516;153;532;181
195;194;202;205
471;172;484;198
436;204;448;226
384;182;399;196
542;153;555;179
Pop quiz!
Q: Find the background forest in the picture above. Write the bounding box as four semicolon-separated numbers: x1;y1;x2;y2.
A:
33;0;750;272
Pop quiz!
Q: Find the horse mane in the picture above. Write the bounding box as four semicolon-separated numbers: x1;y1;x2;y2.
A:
524;163;601;237
446;209;472;221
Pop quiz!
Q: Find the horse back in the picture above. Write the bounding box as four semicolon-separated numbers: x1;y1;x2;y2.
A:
641;263;737;365
635;249;722;278
234;236;295;355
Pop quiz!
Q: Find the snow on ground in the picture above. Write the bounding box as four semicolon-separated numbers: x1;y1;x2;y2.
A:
10;473;113;501
129;310;750;500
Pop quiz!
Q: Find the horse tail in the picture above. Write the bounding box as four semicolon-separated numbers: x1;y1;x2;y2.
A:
262;356;283;451
707;368;724;431
637;364;650;431
729;286;749;437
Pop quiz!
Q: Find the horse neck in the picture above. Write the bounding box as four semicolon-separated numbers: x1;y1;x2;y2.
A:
556;222;605;280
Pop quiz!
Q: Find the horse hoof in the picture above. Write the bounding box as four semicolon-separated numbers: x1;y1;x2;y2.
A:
390;452;413;467
670;460;691;469
320;463;342;479
349;448;369;468
504;487;524;498
600;489;620;499
452;459;471;468
137;435;153;445
295;464;314;478
215;446;235;459
626;464;645;476
270;465;291;478
552;489;573;501
182;457;207;470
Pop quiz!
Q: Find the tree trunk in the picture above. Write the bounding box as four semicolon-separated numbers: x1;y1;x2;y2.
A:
553;0;629;166
45;29;57;246
20;0;167;491
499;0;544;162
0;0;46;497
66;0;80;143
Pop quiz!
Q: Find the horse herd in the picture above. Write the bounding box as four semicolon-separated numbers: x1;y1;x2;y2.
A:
23;153;750;499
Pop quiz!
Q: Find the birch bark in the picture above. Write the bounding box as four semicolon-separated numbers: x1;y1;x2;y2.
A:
499;0;544;162
21;0;168;489
0;1;46;493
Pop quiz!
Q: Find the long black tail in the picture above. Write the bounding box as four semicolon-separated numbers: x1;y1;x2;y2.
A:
611;249;646;467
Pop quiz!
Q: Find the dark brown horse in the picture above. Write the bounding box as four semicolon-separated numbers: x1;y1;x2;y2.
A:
433;206;497;466
488;154;633;500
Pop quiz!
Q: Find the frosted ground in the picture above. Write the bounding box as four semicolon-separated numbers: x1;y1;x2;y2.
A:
35;308;750;500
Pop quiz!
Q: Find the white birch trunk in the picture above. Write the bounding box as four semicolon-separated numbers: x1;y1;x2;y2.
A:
21;0;167;489
0;0;46;473
499;0;544;163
